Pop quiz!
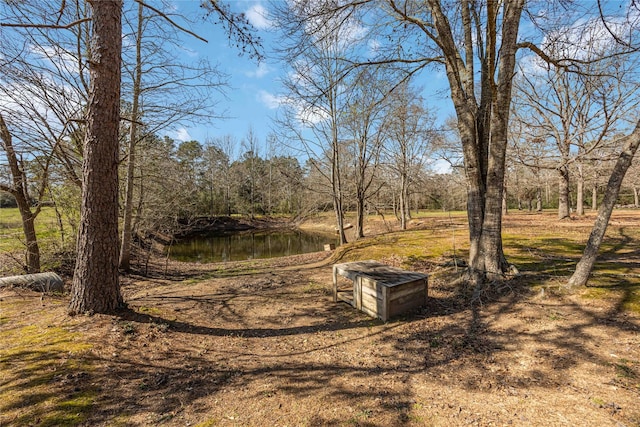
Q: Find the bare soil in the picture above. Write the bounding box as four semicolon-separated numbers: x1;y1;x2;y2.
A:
1;213;639;426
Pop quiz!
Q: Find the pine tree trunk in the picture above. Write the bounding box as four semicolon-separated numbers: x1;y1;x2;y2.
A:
568;123;640;287
69;0;123;314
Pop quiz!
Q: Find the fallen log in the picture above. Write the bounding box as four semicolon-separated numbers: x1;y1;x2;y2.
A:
0;272;64;292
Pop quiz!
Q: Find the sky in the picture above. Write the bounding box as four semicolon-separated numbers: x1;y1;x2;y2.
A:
166;0;454;158
167;1;297;150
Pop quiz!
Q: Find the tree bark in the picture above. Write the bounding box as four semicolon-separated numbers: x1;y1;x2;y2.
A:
423;0;524;283
576;163;584;215
536;187;542;212
558;165;571;219
568;122;640;287
69;0;123;314
400;171;408;229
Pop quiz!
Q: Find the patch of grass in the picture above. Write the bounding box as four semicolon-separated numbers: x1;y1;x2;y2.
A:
334;228;467;264
0;207;63;253
0;303;95;426
580;279;640;315
138;305;161;315
303;280;324;294
36;392;95;427
614;359;637;379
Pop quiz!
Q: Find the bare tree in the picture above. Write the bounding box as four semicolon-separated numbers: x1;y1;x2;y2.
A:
273;2;362;245
210;135;237;216
566;3;640;286
0;113;42;273
118;2;228;271
370;0;526;283
383;81;436;230
342;67;391;239
568;123;640;287
512;52;637;220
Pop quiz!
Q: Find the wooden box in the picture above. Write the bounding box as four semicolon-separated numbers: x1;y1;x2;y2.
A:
333;260;428;321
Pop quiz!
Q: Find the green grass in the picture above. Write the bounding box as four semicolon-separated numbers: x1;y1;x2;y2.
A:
0;207;75;273
0;207;65;252
328;210;640;314
0;301;95;426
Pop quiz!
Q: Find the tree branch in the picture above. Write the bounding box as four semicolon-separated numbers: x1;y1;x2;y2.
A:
134;0;208;43
0;17;92;30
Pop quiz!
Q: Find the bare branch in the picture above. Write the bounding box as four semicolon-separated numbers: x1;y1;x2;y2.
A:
0;17;92;30
597;0;635;49
202;0;263;61
134;0;208;44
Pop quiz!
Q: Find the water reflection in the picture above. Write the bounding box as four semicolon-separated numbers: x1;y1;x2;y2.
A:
169;229;337;263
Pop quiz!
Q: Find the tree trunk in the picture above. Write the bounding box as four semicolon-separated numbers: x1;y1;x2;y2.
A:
576;164;584;216
558;165;571;219
69;0;123;314
536;187;542;212
355;191;365;240
592;185;598;210
474;0;523;281
568;122;640;287
119;1;144;272
502;181;508;216
16;196;40;273
0;113;41;273
333;195;347;244
633;185;638;208
400;172;408;229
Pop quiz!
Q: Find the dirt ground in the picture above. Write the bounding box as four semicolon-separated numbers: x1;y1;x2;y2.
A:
1;213;640;426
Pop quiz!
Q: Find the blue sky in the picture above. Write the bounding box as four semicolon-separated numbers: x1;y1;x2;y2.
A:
168;1;290;152
168;0;455;159
165;1;638;164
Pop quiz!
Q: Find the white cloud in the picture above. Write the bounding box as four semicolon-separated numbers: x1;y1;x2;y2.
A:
30;44;80;76
429;158;452;175
245;62;271;78
296;104;329;126
368;39;381;55
257;89;328;124
246;4;272;30
257;90;284;109
174;127;192;141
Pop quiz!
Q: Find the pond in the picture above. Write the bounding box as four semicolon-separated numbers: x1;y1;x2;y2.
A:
169;229;338;263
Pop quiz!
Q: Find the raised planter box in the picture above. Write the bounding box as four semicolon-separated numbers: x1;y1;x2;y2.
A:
332;260;428;322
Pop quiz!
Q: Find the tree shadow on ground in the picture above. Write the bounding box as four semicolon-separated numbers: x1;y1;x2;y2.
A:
3;252;639;425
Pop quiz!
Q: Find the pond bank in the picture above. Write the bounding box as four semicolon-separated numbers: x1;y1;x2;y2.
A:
174;216;296;237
